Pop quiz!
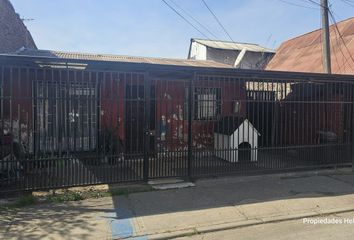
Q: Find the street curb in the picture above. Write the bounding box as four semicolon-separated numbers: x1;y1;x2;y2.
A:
137;206;354;240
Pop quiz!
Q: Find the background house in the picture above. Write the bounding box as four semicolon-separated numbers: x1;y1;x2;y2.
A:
0;0;36;53
188;38;275;70
266;17;354;74
266;17;354;149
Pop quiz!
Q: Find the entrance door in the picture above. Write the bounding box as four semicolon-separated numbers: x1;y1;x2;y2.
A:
125;85;155;155
125;85;145;155
35;81;98;153
238;142;252;163
246;90;275;147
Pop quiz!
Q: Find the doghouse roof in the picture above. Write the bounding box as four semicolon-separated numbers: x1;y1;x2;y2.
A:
214;116;259;136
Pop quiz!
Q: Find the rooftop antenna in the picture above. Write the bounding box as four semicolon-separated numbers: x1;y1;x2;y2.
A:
20;18;35;48
21;18;35;22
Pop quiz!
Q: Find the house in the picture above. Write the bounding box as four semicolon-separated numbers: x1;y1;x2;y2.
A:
4;48;247;156
214;117;260;163
188;38;275;69
0;0;37;53
1;48;353;190
266;17;354;74
2;48;352;156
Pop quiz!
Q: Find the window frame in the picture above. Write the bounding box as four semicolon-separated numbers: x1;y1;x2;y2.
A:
185;87;222;121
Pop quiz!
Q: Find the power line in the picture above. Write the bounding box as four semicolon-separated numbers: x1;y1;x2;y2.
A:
161;0;210;39
328;4;354;70
278;0;318;10
340;0;354;7
317;10;342;73
168;0;220;40
327;14;344;72
167;0;241;51
328;5;353;71
162;0;273;65
199;0;257;55
161;0;228;51
328;9;354;65
200;0;235;42
306;0;354;70
162;0;256;52
306;0;322;6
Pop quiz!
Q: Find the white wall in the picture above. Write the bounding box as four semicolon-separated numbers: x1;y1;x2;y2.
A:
214;133;235;162
188;42;207;60
232;121;259;162
214;120;259;162
188;40;274;70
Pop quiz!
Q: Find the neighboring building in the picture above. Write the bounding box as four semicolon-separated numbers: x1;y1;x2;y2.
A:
0;0;36;53
266;17;354;74
187;38;275;70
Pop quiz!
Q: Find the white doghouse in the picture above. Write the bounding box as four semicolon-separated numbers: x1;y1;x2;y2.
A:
214;117;260;162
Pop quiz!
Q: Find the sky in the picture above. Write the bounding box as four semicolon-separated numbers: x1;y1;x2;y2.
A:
10;0;354;59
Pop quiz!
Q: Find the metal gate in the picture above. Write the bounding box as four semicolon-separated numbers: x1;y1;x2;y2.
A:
1;61;354;192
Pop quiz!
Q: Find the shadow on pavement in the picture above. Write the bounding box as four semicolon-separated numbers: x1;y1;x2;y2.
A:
110;170;354;219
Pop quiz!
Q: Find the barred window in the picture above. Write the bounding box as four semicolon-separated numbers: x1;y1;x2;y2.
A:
36;82;98;152
185;87;222;120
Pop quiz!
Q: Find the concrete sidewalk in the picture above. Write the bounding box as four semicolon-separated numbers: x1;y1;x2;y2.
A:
2;168;354;239
175;211;354;240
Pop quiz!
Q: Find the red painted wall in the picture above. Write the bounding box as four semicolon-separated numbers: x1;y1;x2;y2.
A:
153;78;247;151
276;84;347;146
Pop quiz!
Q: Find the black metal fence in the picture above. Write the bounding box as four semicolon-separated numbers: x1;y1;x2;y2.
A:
1;58;354;192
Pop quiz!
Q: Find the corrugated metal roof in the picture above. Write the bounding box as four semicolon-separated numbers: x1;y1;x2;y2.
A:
13;48;233;69
266;17;354;75
192;38;275;53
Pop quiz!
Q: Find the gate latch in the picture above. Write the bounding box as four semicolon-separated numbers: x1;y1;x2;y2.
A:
145;130;155;136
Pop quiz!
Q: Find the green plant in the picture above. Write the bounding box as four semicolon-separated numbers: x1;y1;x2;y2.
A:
5;194;37;209
47;191;84;203
0;184;154;210
109;186;153;196
16;195;37;206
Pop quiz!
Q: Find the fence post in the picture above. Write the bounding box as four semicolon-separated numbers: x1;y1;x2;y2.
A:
352;103;354;173
143;72;151;182
187;72;194;180
350;142;354;173
352;127;354;173
352;90;354;173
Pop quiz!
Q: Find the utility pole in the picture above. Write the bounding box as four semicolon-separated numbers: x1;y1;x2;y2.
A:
321;0;331;74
